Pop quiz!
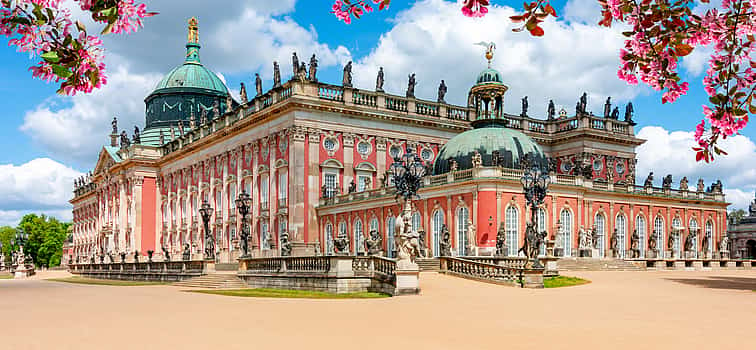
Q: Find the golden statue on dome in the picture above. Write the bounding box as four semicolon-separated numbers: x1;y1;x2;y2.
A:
475;41;496;67
187;17;199;44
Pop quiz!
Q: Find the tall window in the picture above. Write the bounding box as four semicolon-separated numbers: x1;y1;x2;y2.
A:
278;217;287;235
654;217;665;255
537;207;547;256
457;207;470;256
244;180;252;197
615;214;627;258
324;173;337;197
278;171;288;202
705;221;714;253
354;219;364;255
411;212;422;233
689;218;699;257
432;210;444;257
369;217;379;233
560;209;573;257
228;183;237;210
181;199;188;222
506;206;519;256
260;175;269;208
672;217;682;254
386;216;396;258
260;222;269;249
171;201;177;223
594;213;606;257
215;191;222;213
325;223;334;255
635;215;646;258
162;202;168;225
357;175;370;192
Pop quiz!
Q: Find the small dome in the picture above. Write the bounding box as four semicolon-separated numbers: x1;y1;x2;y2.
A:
476;68;504;85
151;61;229;95
433;121;547;174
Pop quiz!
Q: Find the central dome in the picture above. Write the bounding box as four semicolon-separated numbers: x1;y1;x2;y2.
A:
152;62;228;94
433;120;547;174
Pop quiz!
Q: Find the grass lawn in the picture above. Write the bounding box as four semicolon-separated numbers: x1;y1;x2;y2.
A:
544;275;590;288
46;277;168;286
188;288;390;299
0;274;13;280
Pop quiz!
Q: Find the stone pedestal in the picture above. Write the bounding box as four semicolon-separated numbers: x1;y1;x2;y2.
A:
203;261;216;273
521;269;544;289
646;250;657;259
725;261;736;269
691;261;704;270
579;248;592;258
553;248;564;257
395;268;420;295
673;260;685;270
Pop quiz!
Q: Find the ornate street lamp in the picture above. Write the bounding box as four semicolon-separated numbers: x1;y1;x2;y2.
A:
520;166;550;268
198;200;215;260
235;191;253;258
390;149;427;203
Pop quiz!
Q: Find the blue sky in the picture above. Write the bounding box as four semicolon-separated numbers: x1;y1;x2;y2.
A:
0;0;754;225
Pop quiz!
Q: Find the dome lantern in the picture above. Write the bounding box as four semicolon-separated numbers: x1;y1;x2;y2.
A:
468;43;508;122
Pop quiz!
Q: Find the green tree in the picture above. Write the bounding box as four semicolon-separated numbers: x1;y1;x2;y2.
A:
729;209;747;223
0;226;15;265
17;214;70;268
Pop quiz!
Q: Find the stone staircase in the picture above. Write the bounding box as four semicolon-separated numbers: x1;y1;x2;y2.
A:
172;273;248;289
557;258;643;271
417;258;440;272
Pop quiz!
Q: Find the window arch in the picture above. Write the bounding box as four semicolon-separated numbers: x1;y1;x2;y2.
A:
432;210;445;257
635;214;647;258
386;216;396;258
411;212;422;233
354;218;364;255
654;216;665;256
260;221;269;249
325;223;334;255
615;214;627;258
228;183;237;210
457;207;470;256
689;217;699;258
559;209;573;257
369;216;379;233
505;206;519;256
672;217;682;255
537;207;547;256
594;213;606;257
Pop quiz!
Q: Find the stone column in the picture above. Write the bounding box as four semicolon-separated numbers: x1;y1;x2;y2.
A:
376;137;387;185
307;129;321;251
290;128;306;253
342;133;355;193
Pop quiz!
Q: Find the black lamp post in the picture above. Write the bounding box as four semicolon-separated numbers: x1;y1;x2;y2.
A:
235;191;253;258
199;200;214;260
390;149;427;203
520;166;550;268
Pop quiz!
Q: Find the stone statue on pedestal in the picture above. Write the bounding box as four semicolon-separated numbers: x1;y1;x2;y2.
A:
182;243;191;261
604;97;612;118
437;80;447;103
611;107;620;119
719;235;729;252
644;172;654;188
662;174;673;190
365;229;383;256
701;233;710;254
394;202;421;268
648;230;657;251
133;126;141;144
376;67;384;92
547;100;555;120
495;222;507;257
439;225;451;257
630;229;640;258
417;228;427;258
291;52;299;77
406;73;416;98
342;61;353;87
239;82;247;104
334;230;350;255
280;232;292;256
466;221;476;255
309;54;318;82
579;92;588;114
255;73;263;96
679;176;689;191
297;62;307;81
162;246;170;261
697;178;705;192
578;226;589;250
684;231;695;252
610;229;619;257
521;96;529;117
624;102;634;123
348;180;356;194
273;61;282;88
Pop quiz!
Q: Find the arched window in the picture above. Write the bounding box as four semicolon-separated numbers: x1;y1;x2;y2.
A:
705;220;714;254
411;212;422;233
689;218;699;258
506;206;519;256
260;175;269;208
171;201;177;223
559;209;573;257
654;216;665;256
369;216;379;234
325;223;334;255
215;190;222;213
615;214;627;258
635;215;647;258
672;217;682;255
537;207;547;256
354;219;364;255
228;183;237;210
432;210;445;257
594;213;606;257
161;202;168;225
386;216;396;258
182;199;188;222
260;221;269;249
457;207;470;256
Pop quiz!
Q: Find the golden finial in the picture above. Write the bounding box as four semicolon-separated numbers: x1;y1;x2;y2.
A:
188;17;199;44
474;41;496;68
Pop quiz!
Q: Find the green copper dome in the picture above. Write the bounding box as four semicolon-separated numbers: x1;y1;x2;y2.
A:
433;120;547;174
143;18;233;130
476;68;504;85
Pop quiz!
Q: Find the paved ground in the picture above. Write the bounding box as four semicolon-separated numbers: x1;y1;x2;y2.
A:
1;269;755;350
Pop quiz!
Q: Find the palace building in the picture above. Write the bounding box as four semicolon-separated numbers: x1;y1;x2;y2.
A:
69;19;730;264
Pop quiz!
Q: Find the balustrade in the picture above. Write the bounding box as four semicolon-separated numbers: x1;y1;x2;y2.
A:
416;102;439;116
590;119;606;130
447;107;468;120
318;85;344;101
353;91;377;107
385;96;408;112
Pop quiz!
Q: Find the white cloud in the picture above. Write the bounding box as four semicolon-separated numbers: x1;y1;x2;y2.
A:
635;126;756;210
20;64;161;166
0;158;81;226
351;0;643;116
682;45;713;76
563;0;603;24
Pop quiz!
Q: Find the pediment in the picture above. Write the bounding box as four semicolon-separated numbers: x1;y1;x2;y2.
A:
93;147;121;176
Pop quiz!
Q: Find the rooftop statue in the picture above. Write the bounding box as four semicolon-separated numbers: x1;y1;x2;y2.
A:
611;106;620;119
644;172;654;188
240;82;247;103
376;67;384;92
170;125;176;140
292;52;299;77
604;97;612;118
273;61;281;88
406;73;416;98
679;176;689;191
212;100;220;117
579;92;588;114
111;116;118;135
200;109;208;124
624;102;634;122
474;41;496;66
255;73;263;96
298;62;307;81
225;94;233;113
547;100;555;120
119;130;130;149
697;178;705;192
662;174;673;190
309;54;318;82
132;126;140;144
159;130;165;145
521;96;529;117
437;80;447;103
342;61;353;87
189;111;196;129
177;121;184;136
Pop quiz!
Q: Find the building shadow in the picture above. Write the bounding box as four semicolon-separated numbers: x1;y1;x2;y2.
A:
666;276;756;291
